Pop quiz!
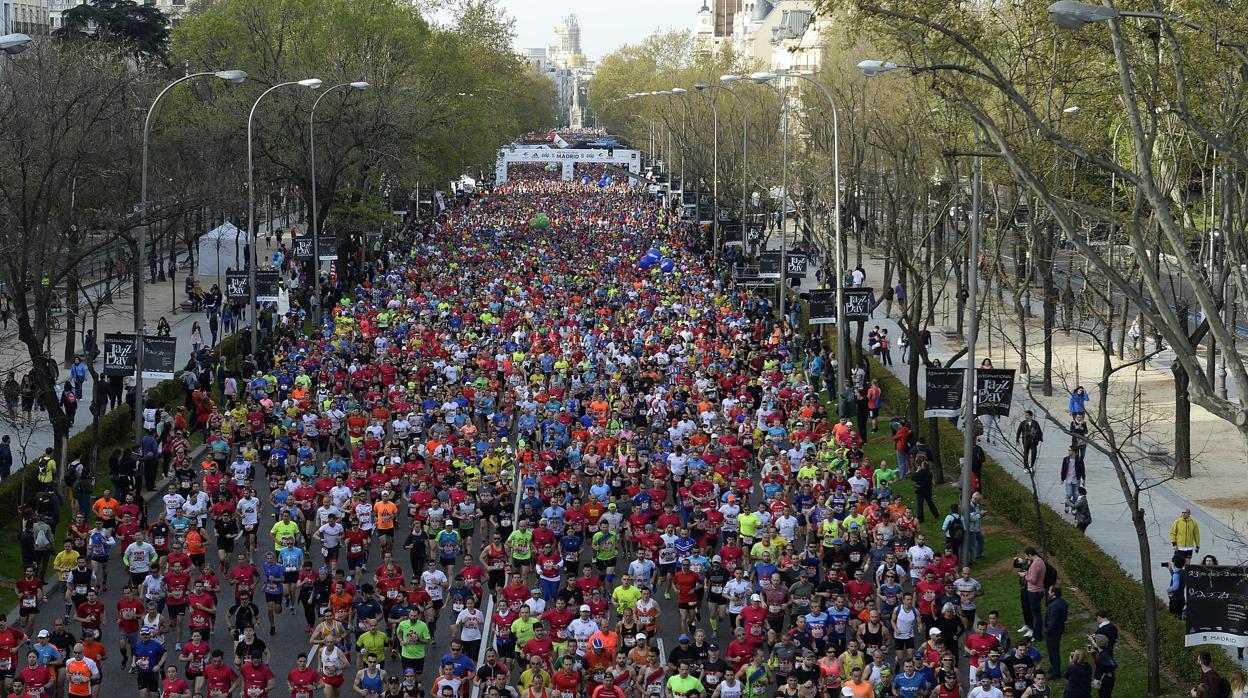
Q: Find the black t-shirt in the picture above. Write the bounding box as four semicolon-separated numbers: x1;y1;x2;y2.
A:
230;602;259;630
234;637;267;661
792;663;820;688
700;658;729;688
667;645;700;671
1002;655;1035;693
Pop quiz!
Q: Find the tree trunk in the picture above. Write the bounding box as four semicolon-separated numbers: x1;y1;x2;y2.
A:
927;417;945;484
1040;224;1056;396
1133;505;1163;697
1175;306;1192;478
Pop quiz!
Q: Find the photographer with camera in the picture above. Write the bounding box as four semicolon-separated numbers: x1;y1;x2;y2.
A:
1090;634;1116;697
1166;554;1187;617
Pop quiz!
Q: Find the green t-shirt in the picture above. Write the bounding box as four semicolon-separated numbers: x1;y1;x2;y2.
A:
592;531;617;561
396;619;430;659
510;616;539;646
270;521;300;549
507;530;534;560
356;631;388;659
738;512;761;538
667;674;706;698
612;585;641;614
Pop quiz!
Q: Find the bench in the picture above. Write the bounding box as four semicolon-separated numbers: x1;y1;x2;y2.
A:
1134;440;1176;469
940;325;961;341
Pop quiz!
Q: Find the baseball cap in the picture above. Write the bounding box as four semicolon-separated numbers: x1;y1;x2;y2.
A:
635;632;647;641
929;628;942;636
37;630;49;638
711;555;722;562
579;604;591;612
708;644;719;652
678;634;690;642
750;593;762;601
404;668;416;675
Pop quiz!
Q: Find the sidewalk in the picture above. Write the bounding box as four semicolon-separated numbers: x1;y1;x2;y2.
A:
792;244;1241;603
0;220;293;466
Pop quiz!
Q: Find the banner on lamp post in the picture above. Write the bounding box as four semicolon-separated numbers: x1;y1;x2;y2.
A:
842;288;872;322
1185;566;1248;648
924;368;965;418
974;368;1016;416
102;333;136;377
808;290;836;325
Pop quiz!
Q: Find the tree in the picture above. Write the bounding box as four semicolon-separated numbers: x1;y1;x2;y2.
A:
56;0;171;64
0;42;148;488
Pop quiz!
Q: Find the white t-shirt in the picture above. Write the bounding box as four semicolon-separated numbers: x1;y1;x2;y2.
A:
421;570;448;600
455;609;485;641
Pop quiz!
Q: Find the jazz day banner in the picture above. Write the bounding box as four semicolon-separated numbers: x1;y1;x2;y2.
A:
225;271;250;300
925;367;965;418
974;368;1017;416
102;333;136;377
1185;566;1248;648
785;254;808;277
101;334;177;380
292;237;314;261
843;287;873;322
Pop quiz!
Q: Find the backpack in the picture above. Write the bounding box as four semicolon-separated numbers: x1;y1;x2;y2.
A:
1043;560;1059;589
945;515;965;542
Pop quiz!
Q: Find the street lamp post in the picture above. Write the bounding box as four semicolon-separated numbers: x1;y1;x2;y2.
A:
309;81;368;320
247;79;322;354
859;59;982;565
784;71;846;392
692;83;720;268
668;88;690;219
750;72;792;324
719;76;750;253
136;69;247;445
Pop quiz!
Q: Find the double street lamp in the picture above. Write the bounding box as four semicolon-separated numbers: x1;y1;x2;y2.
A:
134;69;248;444
246;78;323;353
857;58;982;566
692;83;720;266
308;81;368;312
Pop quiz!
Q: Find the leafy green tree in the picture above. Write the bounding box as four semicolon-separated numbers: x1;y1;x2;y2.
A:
55;0;170;63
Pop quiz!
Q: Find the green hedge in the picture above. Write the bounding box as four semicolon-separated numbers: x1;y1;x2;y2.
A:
818;319;1230;686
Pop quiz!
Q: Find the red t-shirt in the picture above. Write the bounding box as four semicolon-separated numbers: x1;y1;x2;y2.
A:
239;663;274;698
202;664;239;698
117;598;144;633
672;571;701;604
343;531;370;559
287;668;321;698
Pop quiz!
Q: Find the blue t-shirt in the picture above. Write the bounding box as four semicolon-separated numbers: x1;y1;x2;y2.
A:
893;673;930;698
262;562;284;594
133;639;165;674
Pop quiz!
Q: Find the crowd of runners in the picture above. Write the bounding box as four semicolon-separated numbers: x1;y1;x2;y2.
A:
2;173;1113;698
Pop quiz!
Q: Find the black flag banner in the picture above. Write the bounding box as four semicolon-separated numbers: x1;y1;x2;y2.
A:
141;336;177;380
316;234;338;261
255;271;281;302
102;333;136;376
1185;566;1248;648
808;290;836;325
924;368;964;418
843;288;872;322
225;271;249;300
758;251;781;279
974;369;1016;416
292;237;314;260
785;254;808;277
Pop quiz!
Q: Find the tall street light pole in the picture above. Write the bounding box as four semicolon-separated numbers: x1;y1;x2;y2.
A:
751;72;791;321
719;76;750;253
860;58;982;564
137;69;247;445
693;83;719;268
785;70;846;391
309;81;368;319
247;78;322;355
668;88;690;219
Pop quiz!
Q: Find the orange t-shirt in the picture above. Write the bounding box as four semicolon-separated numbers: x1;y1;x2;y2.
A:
92;497;119;521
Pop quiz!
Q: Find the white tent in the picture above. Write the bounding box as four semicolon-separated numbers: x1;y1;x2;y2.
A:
198;222;245;278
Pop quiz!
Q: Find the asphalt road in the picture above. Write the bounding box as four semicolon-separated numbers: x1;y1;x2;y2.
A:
27;456;697;697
